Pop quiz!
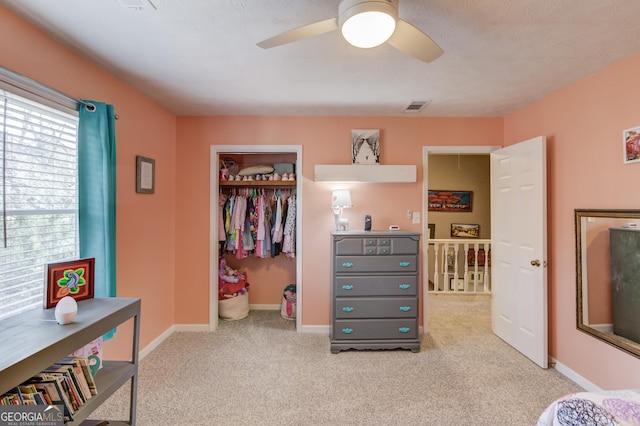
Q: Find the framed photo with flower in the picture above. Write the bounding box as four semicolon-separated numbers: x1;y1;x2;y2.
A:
45;258;95;308
623;125;640;164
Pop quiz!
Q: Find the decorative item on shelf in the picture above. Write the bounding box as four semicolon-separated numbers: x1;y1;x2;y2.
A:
45;258;95;308
54;296;78;325
219;159;229;181
351;129;380;164
332;189;352;231
136;155;155;194
238;164;274;176
428;190;473;212
222;157;239;176
623;125;640;164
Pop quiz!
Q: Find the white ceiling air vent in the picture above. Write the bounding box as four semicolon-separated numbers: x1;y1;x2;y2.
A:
115;0;156;10
404;100;430;113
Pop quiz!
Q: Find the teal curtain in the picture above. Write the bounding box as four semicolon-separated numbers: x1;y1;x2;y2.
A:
78;100;117;339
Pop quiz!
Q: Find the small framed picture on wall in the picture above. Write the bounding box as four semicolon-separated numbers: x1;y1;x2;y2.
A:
623;125;640;164
136;155;155;194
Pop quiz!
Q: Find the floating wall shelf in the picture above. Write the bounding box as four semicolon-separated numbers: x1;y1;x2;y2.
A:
314;165;416;183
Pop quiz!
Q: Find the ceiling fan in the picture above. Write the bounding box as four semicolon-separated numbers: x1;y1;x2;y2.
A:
256;0;444;63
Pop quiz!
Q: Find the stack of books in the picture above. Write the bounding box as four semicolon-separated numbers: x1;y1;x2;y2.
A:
0;356;98;422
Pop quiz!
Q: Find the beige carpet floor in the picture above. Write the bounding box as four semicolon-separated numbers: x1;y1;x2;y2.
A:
90;294;583;425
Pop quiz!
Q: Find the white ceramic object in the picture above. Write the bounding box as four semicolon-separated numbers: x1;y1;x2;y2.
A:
55;296;78;325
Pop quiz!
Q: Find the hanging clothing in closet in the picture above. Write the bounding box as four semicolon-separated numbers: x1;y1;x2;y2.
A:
222;188;296;259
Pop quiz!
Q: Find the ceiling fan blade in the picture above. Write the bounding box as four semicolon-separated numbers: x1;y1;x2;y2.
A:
257;17;339;49
387;19;444;63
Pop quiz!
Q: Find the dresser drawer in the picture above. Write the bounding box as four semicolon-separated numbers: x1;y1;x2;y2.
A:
335;255;417;273
335;236;419;255
335;275;417;296
332;319;418;340
335;297;417;319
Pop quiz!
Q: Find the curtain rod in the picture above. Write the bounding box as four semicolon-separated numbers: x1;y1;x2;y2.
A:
0;65;118;118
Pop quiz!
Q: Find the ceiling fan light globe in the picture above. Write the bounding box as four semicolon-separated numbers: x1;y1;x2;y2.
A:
341;11;396;48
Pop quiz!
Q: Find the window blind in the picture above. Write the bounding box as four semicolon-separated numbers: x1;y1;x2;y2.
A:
0;91;79;320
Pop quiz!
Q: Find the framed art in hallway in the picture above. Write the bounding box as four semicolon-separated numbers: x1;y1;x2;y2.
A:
428;190;472;212
451;223;479;238
623;125;640;164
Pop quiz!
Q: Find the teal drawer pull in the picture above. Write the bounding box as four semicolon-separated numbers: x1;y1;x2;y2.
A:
342;307;354;312
342;328;354;334
399;327;411;333
399;261;411;267
398;284;410;290
366;249;375;254
342;262;354;268
380;248;388;254
399;306;411;312
342;284;354;290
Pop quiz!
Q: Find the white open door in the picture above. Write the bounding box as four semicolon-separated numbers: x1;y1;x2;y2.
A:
490;136;548;368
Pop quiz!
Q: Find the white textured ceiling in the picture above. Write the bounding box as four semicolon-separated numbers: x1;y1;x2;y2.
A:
2;0;640;117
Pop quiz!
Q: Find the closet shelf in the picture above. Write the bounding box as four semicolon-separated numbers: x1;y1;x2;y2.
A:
220;181;296;188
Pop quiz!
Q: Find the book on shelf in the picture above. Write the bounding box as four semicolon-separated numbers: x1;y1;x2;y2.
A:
0;355;97;416
41;366;83;411
18;384;46;405
60;356;98;395
54;358;93;401
0;387;23;405
28;375;75;421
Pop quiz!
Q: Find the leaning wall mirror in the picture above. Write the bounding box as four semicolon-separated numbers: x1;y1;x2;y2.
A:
576;209;640;359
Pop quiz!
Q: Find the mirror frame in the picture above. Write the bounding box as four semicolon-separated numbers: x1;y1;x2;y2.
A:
575;208;640;359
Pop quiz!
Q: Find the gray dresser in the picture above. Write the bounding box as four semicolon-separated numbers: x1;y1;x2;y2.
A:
330;230;421;353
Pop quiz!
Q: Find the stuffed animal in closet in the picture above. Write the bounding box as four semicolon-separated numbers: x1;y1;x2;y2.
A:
218;257;249;300
218;257;239;283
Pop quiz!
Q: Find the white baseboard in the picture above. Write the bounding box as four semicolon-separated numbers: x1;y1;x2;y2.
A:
139;323;209;360
174;324;211;332
139;325;175;360
250;304;280;310
299;324;330;334
551;357;602;392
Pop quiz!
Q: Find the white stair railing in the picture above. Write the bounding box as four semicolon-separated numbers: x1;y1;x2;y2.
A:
427;239;491;294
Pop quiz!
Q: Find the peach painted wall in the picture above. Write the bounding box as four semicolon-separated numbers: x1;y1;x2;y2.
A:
0;7;177;359
504;53;640;389
175;117;503;326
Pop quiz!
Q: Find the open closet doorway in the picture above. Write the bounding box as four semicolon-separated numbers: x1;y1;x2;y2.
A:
209;145;303;332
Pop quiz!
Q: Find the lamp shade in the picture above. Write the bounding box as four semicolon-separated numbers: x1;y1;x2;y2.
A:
339;0;398;48
332;189;353;208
